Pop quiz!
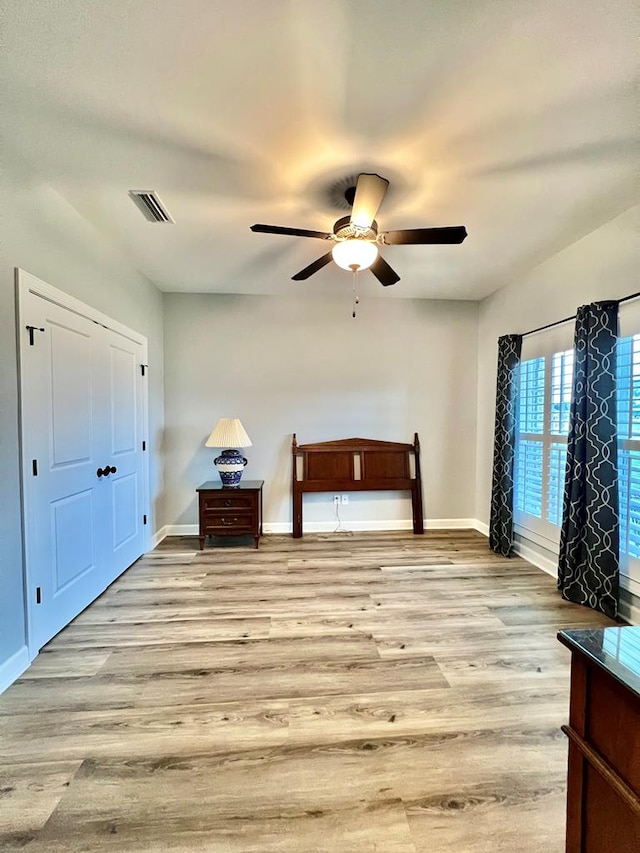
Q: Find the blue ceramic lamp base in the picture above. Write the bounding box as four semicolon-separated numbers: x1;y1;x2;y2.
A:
214;448;248;487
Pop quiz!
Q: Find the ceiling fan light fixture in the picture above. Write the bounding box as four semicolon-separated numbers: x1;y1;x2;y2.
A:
251;172;466;285
331;239;379;271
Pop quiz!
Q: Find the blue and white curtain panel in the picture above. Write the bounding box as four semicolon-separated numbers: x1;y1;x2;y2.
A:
490;334;522;557
558;302;619;619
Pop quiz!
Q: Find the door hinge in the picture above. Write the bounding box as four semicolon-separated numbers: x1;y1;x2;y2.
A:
36;587;42;604
143;514;147;525
140;364;148;376
26;325;45;346
142;440;146;451
32;459;38;476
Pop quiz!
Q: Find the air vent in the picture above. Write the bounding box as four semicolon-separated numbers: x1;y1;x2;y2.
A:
129;190;175;223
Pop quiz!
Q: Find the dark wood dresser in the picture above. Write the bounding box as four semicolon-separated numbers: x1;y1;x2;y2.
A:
197;480;263;550
558;626;640;853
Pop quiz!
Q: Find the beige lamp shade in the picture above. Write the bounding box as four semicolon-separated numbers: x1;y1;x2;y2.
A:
205;418;252;448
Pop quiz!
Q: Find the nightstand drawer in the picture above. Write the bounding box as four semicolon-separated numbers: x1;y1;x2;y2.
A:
202;512;254;534
202;493;256;512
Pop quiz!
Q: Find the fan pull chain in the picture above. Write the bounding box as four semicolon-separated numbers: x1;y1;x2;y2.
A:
352;268;360;318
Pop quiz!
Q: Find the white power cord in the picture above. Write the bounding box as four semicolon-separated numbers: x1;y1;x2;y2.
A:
333;499;352;534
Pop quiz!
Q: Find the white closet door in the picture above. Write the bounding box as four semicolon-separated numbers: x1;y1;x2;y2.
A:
101;328;145;581
21;289;146;651
22;293;109;650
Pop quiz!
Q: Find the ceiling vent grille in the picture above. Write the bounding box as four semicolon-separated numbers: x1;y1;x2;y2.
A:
129;190;175;223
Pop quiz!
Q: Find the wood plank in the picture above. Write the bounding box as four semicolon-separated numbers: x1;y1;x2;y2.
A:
0;530;615;851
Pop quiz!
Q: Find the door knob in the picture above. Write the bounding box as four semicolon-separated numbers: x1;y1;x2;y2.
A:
97;465;117;477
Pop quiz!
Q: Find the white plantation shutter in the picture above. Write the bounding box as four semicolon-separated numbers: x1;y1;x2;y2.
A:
550;351;573;435
617;335;640;593
547;442;568;526
515;350;572;543
516;440;543;517
515;357;544;520
519;358;545;433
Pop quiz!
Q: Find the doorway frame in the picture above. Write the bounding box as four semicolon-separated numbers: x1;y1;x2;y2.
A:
16;268;151;660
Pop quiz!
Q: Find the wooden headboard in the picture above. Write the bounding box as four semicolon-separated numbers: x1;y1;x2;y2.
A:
291;434;424;538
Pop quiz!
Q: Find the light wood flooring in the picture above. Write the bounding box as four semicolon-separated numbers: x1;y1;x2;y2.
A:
0;530;615;852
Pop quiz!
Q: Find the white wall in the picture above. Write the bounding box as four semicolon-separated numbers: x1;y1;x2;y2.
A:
163;292;478;531
475;204;640;617
0;151;164;684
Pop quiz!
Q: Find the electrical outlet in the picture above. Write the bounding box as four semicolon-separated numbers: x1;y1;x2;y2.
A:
333;495;340;505
341;494;349;504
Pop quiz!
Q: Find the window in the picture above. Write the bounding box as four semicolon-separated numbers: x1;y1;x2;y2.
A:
547;442;567;527
515;349;573;544
617;335;640;589
513;327;640;594
550;350;573;435
519;357;545;434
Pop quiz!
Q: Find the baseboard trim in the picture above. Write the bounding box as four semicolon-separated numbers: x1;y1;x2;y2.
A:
0;645;31;695
150;525;168;549
619;595;640;625
263;522;299;534
513;541;558;579
164;519;483;537
472;520;490;537
164;524;199;536
621;572;640;598
426;518;480;531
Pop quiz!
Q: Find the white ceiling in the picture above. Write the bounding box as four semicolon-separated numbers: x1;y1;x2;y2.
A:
1;0;637;300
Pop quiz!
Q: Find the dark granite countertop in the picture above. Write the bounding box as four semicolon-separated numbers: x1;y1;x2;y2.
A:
558;626;640;697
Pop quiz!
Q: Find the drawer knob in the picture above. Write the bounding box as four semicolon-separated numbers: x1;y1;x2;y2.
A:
225;499;231;507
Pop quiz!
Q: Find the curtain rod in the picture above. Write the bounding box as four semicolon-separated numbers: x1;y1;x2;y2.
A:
522;290;640;338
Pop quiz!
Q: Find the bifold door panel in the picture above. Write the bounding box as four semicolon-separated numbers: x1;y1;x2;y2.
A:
105;337;144;572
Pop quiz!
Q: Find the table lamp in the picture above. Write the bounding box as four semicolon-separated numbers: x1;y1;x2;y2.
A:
205;418;252;487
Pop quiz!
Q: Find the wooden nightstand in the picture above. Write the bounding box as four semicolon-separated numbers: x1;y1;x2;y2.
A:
196;480;263;550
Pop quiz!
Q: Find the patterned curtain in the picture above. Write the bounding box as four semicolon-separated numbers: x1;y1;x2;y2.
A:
490;334;523;556
558;302;619;619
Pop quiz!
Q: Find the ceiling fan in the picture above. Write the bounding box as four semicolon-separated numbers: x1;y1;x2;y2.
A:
250;173;468;286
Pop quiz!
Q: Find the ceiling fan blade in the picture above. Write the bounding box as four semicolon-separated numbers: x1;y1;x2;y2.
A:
251;224;332;240
291;252;334;281
369;255;400;287
382;226;468;245
349;173;389;231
